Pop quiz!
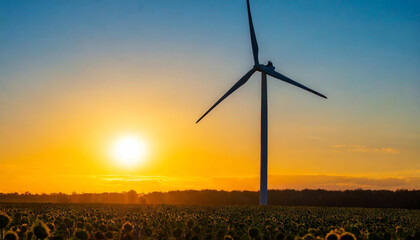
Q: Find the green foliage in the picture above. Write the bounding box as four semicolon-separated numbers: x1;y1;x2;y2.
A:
249;227;259;239
0;203;419;240
74;229;89;240
325;231;339;240
50;237;64;240
368;232;380;240
31;220;50;240
302;233;316;240
224;235;233;240
0;212;11;229
4;231;19;240
275;232;285;240
93;231;106;239
121;233;134;240
173;228;182;238
105;231;113;239
122;221;133;233
19;223;27;233
340;232;356;240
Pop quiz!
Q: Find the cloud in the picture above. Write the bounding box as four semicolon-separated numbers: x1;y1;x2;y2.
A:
87;174;420;192
267;174;420;190
3;173;418;194
333;144;400;153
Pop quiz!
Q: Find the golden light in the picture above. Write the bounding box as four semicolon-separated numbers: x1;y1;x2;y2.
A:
111;135;148;167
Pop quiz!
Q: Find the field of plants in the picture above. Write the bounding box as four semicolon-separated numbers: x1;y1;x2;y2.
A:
0;203;419;240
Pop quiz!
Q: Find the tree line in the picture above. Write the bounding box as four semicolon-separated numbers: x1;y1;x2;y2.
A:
0;189;418;209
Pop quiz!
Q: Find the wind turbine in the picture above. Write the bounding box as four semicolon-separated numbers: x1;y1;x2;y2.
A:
196;0;327;205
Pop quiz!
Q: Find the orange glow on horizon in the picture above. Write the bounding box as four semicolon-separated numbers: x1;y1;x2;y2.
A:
0;54;418;194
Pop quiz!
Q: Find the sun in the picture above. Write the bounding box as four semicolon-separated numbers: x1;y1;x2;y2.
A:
111;135;148;167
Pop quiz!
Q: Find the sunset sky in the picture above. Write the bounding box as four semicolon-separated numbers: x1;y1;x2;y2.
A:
1;0;419;193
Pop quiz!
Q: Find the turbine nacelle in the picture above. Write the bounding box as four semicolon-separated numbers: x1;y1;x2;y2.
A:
266;61;275;70
255;61;275;72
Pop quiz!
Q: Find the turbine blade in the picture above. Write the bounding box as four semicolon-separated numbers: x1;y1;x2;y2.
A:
247;0;259;65
196;69;256;124
261;66;327;99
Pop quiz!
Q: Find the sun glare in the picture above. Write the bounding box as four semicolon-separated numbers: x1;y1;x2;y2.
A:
111;135;148;167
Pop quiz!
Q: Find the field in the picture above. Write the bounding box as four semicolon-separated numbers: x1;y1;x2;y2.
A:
0;204;419;240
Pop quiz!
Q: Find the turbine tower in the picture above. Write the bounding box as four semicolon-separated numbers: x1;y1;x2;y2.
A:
196;0;327;205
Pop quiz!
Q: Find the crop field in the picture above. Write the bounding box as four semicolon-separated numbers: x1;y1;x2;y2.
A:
0;203;419;240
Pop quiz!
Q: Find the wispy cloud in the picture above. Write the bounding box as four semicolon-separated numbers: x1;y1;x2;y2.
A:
333;144;400;153
86;174;420;192
93;175;177;182
268;174;420;190
2;173;418;193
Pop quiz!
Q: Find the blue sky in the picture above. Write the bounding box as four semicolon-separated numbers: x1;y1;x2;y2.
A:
0;0;419;192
